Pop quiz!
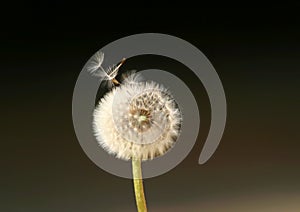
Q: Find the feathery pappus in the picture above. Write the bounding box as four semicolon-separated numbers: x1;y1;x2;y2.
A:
86;51;126;88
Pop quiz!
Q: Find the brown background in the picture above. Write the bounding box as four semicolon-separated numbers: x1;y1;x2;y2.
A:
1;5;300;211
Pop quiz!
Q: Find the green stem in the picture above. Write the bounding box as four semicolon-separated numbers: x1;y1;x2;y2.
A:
132;158;147;212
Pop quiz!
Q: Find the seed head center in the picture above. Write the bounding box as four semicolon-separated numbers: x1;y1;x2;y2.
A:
129;108;151;132
138;115;147;122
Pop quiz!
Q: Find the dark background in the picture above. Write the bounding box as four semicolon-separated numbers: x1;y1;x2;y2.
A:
1;5;300;211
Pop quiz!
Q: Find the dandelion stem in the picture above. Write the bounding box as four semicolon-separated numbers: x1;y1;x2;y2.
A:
132;158;147;212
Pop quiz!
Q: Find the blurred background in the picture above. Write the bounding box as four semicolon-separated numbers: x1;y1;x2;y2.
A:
1;4;300;211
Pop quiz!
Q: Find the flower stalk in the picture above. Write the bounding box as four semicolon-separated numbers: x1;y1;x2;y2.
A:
132;158;147;212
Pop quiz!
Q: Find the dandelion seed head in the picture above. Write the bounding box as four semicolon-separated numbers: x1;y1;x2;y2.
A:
93;80;182;161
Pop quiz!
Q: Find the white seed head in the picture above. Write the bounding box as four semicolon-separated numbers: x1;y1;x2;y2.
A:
93;80;182;161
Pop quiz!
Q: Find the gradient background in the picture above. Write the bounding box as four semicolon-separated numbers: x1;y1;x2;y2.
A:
1;5;300;212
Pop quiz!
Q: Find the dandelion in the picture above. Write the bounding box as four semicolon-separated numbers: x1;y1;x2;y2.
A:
93;80;182;161
89;58;182;212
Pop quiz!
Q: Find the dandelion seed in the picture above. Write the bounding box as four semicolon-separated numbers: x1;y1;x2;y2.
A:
86;51;126;88
121;70;143;85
